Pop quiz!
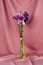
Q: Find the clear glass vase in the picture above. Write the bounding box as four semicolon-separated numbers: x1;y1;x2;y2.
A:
18;24;27;59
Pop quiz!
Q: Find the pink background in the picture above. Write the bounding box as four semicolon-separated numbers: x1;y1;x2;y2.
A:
0;0;43;65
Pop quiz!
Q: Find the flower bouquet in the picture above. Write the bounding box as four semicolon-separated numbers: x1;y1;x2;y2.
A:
13;11;29;59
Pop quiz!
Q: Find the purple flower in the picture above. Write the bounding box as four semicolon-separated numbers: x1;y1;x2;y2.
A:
13;15;18;20
18;15;24;20
13;12;24;20
13;11;29;24
23;12;29;23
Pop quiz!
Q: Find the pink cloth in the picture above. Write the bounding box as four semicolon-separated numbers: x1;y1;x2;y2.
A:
0;0;43;65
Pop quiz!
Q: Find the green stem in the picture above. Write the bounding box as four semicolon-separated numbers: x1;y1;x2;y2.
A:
18;24;23;37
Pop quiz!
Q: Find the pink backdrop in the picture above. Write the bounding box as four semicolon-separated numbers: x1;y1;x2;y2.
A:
0;0;43;65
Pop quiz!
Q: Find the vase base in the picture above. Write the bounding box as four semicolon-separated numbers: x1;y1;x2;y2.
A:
18;53;28;59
